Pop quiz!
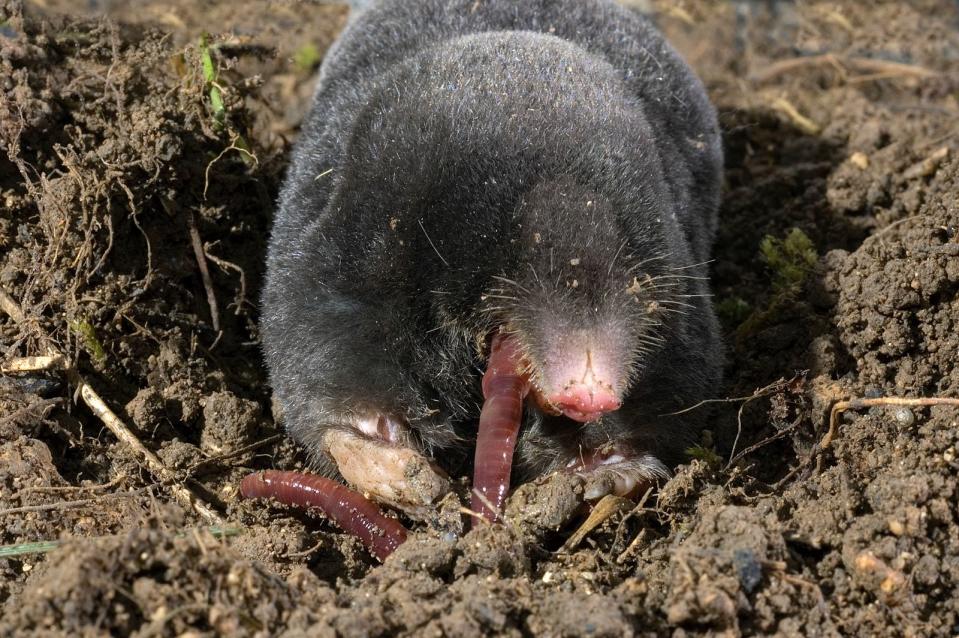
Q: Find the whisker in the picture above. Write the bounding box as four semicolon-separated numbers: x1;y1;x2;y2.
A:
491;275;532;295
669;259;714;271
418;218;449;267
647;273;709;282
622;252;671;273
651;307;689;316
656;300;697;310
607;238;629;277
528;262;547;293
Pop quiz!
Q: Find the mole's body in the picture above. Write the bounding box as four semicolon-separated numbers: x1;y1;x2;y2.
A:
262;0;723;515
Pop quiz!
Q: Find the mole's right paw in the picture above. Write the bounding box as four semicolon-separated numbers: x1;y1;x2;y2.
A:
566;449;671;501
323;421;451;520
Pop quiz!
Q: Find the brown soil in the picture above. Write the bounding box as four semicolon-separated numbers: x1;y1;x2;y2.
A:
2;0;958;635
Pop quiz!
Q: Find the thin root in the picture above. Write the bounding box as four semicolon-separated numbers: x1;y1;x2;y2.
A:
820;396;959;453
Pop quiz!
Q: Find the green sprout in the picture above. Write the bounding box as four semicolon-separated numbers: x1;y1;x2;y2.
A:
70;319;107;364
199;33;226;126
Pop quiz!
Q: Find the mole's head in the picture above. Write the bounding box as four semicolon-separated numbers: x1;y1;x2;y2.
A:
480;178;692;423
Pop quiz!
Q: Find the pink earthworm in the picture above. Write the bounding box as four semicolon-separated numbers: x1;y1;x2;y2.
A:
470;333;531;524
240;470;408;561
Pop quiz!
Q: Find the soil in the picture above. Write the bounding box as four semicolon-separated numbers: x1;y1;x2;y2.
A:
1;0;958;636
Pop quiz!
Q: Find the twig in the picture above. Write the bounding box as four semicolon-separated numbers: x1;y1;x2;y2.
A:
902;146;950;180
15;475;124;496
0;285;223;524
770;97;820;135
0;491;144;516
862;215;920;247
462;493;495;526
1;354;65;374
562;495;633;552
753;53;938;84
203;135;258;200
0;287;27;323
664;376;795;417
280;537;326;559
458;506;486;521
661;377;799;469
727;417;802;469
76;380;223;523
188;212;221;333
202;243;248;314
615;486;656;564
616;528;648;564
0;526;242;558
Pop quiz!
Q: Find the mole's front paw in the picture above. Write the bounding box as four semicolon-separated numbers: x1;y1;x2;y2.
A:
324;420;451;520
566;448;670;500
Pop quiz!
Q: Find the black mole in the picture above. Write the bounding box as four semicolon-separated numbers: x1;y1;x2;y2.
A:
262;0;723;515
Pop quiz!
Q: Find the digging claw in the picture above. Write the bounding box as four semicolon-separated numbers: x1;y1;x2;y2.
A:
569;453;670;501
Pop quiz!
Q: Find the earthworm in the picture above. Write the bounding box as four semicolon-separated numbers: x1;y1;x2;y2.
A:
470;333;531;524
240;470;407;561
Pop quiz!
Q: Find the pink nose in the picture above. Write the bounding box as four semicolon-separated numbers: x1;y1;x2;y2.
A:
549;382;621;423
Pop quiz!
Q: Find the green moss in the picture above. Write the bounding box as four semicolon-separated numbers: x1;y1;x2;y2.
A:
759;227;817;293
686;444;723;470
293;43;322;72
732;228;819;341
716;296;752;326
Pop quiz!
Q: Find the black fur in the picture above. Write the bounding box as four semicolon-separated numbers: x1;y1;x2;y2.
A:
263;0;723;482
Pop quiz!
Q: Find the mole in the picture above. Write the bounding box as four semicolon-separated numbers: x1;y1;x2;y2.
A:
258;0;723;523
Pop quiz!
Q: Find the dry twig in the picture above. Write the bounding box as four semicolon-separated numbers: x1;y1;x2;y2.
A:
1;354;65;374
753;53;938;84
562;494;633;552
188;212;221;334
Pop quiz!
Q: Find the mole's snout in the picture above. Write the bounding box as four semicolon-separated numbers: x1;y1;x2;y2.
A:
538;337;627;422
549;377;621;422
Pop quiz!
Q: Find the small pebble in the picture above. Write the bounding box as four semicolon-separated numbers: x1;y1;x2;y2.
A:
733;548;763;593
894;407;916;427
849;151;869;169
